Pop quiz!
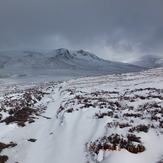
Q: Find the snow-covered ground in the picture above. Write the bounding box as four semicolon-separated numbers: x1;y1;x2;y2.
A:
0;67;163;163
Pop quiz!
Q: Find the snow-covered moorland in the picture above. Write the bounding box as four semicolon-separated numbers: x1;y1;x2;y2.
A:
0;67;163;163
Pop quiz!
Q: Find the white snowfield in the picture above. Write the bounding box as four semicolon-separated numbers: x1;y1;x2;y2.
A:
0;67;163;163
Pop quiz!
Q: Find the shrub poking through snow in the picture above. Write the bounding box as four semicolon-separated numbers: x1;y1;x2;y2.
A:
28;138;37;142
129;125;150;133
0;155;8;163
88;133;145;155
0;142;17;163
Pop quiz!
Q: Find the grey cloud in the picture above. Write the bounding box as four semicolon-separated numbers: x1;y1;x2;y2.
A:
0;0;163;60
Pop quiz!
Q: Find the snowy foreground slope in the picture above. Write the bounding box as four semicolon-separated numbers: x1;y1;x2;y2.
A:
0;68;163;163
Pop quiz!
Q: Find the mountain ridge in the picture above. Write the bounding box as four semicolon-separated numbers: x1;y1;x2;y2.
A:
129;54;163;68
0;48;145;83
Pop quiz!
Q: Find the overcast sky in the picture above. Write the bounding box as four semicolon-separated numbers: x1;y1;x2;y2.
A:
0;0;163;61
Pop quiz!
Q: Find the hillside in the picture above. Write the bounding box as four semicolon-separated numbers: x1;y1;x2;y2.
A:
0;67;163;163
0;49;144;83
130;55;163;69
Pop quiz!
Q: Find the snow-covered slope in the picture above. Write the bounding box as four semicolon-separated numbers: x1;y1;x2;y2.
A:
130;55;163;69
0;49;144;83
0;67;163;163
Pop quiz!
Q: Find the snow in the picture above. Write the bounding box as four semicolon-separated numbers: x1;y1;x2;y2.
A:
0;67;163;163
97;150;104;162
0;48;144;84
129;55;163;69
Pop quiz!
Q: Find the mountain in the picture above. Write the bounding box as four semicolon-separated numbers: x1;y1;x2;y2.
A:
0;67;163;163
0;48;144;83
129;55;163;69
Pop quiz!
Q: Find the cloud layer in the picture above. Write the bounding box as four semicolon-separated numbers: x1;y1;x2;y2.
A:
0;0;163;61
